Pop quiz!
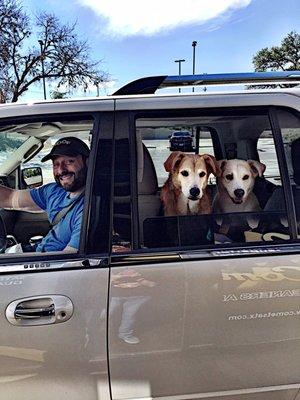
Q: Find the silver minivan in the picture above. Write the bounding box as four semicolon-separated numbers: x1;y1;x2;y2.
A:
1;71;300;400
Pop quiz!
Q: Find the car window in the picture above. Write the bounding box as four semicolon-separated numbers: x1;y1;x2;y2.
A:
0;117;94;256
111;115;132;252
173;131;189;136
276;108;300;237
112;108;299;253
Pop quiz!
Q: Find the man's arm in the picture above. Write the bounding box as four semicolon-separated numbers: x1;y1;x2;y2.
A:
0;186;42;212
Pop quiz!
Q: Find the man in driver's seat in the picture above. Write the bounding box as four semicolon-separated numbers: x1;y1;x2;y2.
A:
0;137;90;253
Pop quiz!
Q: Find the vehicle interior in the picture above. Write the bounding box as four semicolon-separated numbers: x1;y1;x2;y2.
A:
0;118;93;253
0;107;299;255
112;107;300;251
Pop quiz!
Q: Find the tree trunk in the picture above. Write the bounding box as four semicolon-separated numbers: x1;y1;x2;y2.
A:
0;90;6;103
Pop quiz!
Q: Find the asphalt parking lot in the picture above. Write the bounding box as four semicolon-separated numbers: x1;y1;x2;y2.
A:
145;139;280;186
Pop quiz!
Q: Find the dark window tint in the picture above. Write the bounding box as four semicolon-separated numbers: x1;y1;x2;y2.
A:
86;115;113;254
276;108;300;238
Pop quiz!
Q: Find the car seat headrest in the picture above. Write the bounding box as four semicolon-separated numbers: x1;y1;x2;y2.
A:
138;144;158;195
291;138;300;185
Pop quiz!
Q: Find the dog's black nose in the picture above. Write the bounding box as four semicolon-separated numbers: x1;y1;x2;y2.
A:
189;187;200;198
234;188;245;198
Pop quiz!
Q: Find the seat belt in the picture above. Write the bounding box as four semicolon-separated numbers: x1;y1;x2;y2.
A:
51;192;84;227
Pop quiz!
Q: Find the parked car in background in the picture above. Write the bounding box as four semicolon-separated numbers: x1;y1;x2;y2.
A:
169;130;193;151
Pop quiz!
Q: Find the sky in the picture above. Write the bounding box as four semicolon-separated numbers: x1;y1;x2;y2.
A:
20;0;300;100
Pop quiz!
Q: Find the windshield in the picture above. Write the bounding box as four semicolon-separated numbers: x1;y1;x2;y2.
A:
0;132;28;164
173;131;190;137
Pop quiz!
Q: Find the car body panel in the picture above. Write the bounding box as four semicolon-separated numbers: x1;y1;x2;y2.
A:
0;98;114;119
114;91;300;111
109;252;300;399
0;265;110;400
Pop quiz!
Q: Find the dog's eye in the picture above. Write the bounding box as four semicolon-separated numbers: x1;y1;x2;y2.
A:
242;174;249;180
181;170;189;177
199;171;206;178
225;174;233;181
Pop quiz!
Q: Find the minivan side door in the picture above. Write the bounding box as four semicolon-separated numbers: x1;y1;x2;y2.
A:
0;110;113;400
108;99;300;400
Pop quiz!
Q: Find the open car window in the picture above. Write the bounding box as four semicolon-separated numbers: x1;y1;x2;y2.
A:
112;107;300;254
0;117;94;256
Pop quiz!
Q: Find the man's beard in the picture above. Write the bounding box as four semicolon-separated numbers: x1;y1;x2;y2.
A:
55;165;87;192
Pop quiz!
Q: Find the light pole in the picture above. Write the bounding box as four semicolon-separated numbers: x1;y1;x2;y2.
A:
38;40;47;100
95;80;100;97
192;41;197;92
174;59;185;93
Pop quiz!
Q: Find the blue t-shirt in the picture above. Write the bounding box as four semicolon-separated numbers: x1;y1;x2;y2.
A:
30;183;84;252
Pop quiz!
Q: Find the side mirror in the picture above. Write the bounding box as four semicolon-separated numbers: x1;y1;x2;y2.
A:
22;167;43;188
168;134;172;139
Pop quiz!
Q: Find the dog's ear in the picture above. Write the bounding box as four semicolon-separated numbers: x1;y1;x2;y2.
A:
164;151;184;172
202;154;221;177
247;160;266;177
215;159;227;176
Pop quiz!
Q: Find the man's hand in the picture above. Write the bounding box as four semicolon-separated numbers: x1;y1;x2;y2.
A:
63;246;78;253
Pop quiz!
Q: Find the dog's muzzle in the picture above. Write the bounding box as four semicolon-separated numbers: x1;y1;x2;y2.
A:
188;186;200;201
231;188;245;204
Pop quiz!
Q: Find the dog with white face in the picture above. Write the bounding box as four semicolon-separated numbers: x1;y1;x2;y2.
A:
213;159;266;213
161;152;219;216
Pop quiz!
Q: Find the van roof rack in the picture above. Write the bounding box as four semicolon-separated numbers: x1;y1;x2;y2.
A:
113;71;300;96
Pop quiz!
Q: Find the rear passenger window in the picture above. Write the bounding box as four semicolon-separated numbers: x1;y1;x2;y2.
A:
112;108;300;253
277;108;300;237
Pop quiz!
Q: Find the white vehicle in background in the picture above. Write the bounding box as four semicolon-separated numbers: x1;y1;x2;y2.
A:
0;71;299;400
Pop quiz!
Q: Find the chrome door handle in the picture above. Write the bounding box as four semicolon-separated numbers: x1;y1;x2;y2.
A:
6;295;73;326
14;303;55;319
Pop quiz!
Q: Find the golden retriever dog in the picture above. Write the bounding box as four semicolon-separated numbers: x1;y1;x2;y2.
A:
213;159;266;214
161;151;219;216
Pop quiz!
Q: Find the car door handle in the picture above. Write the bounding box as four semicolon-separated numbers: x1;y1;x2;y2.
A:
6;295;73;326
14;303;55;319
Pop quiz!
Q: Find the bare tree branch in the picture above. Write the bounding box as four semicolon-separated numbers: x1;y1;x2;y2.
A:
0;0;108;102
